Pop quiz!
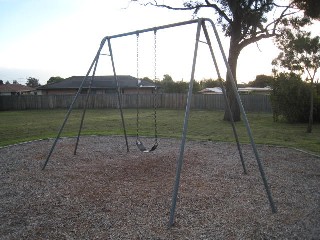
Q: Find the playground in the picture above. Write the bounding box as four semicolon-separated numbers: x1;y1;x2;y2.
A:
1;18;319;239
1;135;319;239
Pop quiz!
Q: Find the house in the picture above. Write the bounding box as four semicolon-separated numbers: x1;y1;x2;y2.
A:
199;86;272;95
37;75;157;95
0;83;36;96
198;87;223;94
238;86;272;95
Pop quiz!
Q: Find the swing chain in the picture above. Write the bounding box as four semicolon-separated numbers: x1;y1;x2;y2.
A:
136;33;140;80
136;33;141;140
153;30;158;146
135;31;158;152
154;30;157;82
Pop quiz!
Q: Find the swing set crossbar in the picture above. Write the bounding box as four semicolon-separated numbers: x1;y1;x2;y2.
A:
103;18;201;41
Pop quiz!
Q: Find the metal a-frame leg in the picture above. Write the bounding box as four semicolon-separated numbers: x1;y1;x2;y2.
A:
169;19;202;227
74;58;100;155
201;22;247;175
74;39;129;155
207;19;277;213
42;39;106;170
107;38;129;153
42;37;130;170
169;19;276;227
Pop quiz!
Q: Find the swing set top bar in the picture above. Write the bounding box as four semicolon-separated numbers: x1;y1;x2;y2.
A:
103;18;211;41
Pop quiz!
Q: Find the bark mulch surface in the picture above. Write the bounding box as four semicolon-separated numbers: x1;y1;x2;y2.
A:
0;136;319;239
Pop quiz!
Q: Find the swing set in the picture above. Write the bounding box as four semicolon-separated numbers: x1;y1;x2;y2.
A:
42;18;276;227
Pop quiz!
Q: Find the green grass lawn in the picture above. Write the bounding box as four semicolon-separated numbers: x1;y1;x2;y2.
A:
0;109;319;154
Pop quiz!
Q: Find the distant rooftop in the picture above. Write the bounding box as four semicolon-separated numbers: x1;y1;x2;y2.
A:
0;83;35;93
199;87;223;94
37;75;157;90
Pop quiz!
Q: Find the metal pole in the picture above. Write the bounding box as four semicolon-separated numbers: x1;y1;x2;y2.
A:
207;19;277;213
105;19;200;40
74;56;100;155
201;22;247;175
169;19;202;227
107;38;129;152
42;39;107;170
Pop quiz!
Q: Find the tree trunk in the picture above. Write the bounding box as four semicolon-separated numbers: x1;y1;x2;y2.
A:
223;38;241;122
307;79;314;133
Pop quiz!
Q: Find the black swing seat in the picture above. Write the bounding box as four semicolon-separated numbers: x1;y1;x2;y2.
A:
136;139;158;153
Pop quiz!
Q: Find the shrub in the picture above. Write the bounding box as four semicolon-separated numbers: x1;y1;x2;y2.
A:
314;94;320;122
270;73;314;123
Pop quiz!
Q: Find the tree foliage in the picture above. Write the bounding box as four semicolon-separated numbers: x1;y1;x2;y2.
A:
272;16;320;132
199;78;221;88
270;73;316;123
248;75;273;87
26;77;41;88
272;17;320;77
153;74;201;93
293;0;320;19
47;76;64;85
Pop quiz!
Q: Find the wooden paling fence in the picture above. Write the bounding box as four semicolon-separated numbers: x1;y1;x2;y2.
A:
0;93;272;112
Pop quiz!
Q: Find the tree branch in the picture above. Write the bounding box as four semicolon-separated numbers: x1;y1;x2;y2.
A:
131;0;232;24
239;3;297;50
239;32;275;51
204;0;232;24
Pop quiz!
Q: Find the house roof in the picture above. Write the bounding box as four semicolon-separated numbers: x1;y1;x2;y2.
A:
199;87;223;94
0;84;35;93
238;87;272;93
199;86;272;94
37;75;157;90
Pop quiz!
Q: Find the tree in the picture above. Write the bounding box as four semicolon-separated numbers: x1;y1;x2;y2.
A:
132;0;319;121
248;74;274;87
270;72;312;123
272;17;320;132
155;74;198;93
293;0;320;19
199;78;221;89
192;80;201;93
0;80;3;85
26;77;41;88
160;74;176;93
12;80;18;84
176;80;189;93
47;76;64;85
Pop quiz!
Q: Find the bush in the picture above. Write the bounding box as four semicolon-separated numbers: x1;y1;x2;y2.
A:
315;94;320;122
270;73;317;123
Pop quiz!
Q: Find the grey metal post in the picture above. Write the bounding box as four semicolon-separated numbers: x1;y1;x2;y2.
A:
207;19;277;213
169;19;202;227
74;56;100;155
107;38;129;152
201;22;247;174
42;38;107;170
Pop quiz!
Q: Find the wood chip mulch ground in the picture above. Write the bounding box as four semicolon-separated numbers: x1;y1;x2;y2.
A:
0;136;319;239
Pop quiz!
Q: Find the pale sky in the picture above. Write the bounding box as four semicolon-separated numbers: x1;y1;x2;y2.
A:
0;0;319;85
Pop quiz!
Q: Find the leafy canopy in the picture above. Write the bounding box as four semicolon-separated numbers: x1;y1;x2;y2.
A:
26;77;41;88
272;17;320;81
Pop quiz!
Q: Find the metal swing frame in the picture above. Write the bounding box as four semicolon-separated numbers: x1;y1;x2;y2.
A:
41;18;276;227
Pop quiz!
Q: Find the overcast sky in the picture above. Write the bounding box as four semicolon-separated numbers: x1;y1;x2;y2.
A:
1;0;319;85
